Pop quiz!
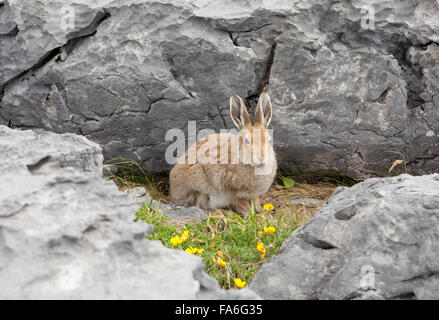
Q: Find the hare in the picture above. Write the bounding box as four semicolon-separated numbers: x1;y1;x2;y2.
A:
169;92;277;216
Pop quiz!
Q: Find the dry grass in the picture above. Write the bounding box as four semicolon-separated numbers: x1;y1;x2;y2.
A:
104;158;170;202
261;181;336;227
196;182;336;230
106;157;338;228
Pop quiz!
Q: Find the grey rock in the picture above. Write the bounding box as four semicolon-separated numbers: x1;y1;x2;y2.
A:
267;0;439;178
352;291;385;300
0;124;103;176
250;174;439;300
0;125;258;299
0;0;256;174
127;187;207;223
0;1;16;35
102;164;119;176
1;0;438;178
289;197;326;208
0;0;109;90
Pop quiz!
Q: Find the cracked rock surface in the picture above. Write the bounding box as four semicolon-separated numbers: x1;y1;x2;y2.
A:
0;125;259;299
249;174;439;300
0;0;438;178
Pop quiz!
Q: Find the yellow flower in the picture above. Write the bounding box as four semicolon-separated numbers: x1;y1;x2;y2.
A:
258;231;263;238
263;203;274;211
218;258;227;267
212;255;216;263
257;241;267;258
180;230;189;241
217;251;223;257
234;278;247;288
171;236;183;246
264;226;275;234
256;241;264;253
185;246;198;254
197;248;204;254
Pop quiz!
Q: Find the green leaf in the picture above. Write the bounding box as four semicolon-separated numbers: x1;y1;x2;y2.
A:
280;176;295;189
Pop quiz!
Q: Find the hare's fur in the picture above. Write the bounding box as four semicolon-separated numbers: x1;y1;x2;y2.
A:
169;92;277;216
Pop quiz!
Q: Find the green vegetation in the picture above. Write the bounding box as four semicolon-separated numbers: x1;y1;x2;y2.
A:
280;170;359;187
106;157;339;289
135;199;298;289
104;158;168;201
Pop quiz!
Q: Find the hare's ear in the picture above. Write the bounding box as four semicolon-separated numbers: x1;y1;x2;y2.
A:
230;94;251;130
254;92;272;127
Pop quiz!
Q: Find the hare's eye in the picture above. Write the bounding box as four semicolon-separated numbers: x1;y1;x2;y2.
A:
244;137;250;144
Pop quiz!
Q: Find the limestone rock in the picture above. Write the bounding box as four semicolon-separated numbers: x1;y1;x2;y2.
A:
1;0;438;178
250;174;439;300
0;125;258;299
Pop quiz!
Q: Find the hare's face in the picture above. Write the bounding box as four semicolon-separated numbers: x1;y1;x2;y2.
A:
230;92;273;167
239;126;273;167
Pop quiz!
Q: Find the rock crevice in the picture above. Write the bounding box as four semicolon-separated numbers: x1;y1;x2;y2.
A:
1;0;439;177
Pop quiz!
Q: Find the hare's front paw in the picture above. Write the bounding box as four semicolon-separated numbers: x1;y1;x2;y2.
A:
233;198;252;217
254;197;264;214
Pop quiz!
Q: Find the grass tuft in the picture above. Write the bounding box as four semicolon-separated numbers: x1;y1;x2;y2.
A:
107;158;341;289
135;198;302;289
104;157;169;202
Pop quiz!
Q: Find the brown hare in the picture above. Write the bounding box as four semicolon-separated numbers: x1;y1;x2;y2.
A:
169;92;277;216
